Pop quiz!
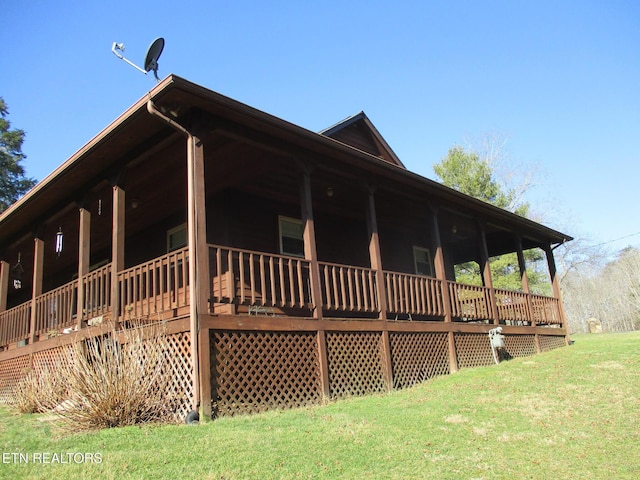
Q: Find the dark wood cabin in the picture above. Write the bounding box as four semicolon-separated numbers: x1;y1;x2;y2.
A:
0;75;572;420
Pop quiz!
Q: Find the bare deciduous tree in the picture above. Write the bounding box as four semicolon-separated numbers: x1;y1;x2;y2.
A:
463;131;539;214
562;247;640;333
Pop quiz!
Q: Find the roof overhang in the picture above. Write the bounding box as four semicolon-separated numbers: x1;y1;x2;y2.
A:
0;74;572;248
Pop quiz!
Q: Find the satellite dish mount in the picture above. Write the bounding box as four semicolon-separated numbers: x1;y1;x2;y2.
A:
111;37;165;81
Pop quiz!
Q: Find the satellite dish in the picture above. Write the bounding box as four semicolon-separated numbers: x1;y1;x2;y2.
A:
143;38;164;79
112;37;165;81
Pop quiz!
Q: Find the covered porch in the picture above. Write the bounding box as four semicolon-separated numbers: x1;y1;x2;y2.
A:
0;76;570;418
0;76;568;349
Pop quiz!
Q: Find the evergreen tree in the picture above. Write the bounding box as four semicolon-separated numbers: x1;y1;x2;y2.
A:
434;145;549;294
1;97;36;213
434;145;528;216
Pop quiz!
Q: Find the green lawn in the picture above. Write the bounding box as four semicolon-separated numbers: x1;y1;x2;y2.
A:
1;332;639;479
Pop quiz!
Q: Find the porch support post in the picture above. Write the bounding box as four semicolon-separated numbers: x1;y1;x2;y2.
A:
77;207;91;329
111;185;125;322
478;222;499;325
365;188;388;319
187;132;209;413
516;235;540;352
365;187;393;390
544;243;561;303
429;205;458;373
299;166;323;320
514;237;529;294
29;237;44;343
197;328;212;418
296;167;328;398
317;329;331;400
146;100;210;417
544;243;569;343
0;261;9;312
188;134;210;316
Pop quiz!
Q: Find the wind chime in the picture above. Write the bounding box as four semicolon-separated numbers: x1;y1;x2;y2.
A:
55;227;64;256
11;253;24;290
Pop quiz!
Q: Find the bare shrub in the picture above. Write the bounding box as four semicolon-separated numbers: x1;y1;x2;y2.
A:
13;366;67;414
11;322;183;429
51;323;181;430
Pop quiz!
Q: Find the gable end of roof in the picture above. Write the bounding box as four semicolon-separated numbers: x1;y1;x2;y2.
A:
319;112;405;169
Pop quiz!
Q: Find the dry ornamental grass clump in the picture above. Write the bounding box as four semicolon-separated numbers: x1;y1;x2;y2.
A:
13;366;68;414
12;323;181;430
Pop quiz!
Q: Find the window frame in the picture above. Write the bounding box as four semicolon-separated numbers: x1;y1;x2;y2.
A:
167;223;188;253
278;216;305;257
413;245;434;277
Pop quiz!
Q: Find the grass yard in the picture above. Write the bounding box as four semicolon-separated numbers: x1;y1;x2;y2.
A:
1;332;639;479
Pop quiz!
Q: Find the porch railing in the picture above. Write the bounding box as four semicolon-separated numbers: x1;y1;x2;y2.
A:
319;262;378;313
448;282;491;321
385;271;444;317
495;289;532;325
117;247;189;320
531;294;562;325
80;263;112;320
34;280;78;336
0;245;566;348
0;302;31;345
210;245;312;310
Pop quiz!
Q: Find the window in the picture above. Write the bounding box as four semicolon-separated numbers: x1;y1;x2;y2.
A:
279;216;304;257
167;224;187;252
413;246;433;277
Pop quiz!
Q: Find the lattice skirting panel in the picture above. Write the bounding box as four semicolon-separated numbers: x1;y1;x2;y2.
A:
326;331;387;399
0;354;31;404
454;333;495;369
0;332;192;423
211;331;323;417
32;345;74;373
207;330;567;418
504;334;537;359
160;332;193;422
539;334;567;352
389;332;450;389
0;347;75;405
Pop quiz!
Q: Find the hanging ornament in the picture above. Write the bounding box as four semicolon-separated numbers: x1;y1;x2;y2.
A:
12;253;24;290
55;227;64;256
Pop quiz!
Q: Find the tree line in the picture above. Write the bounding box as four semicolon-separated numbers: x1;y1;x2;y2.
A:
561;247;640;333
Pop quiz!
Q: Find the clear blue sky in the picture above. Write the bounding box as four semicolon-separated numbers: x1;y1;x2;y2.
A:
2;1;639;256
